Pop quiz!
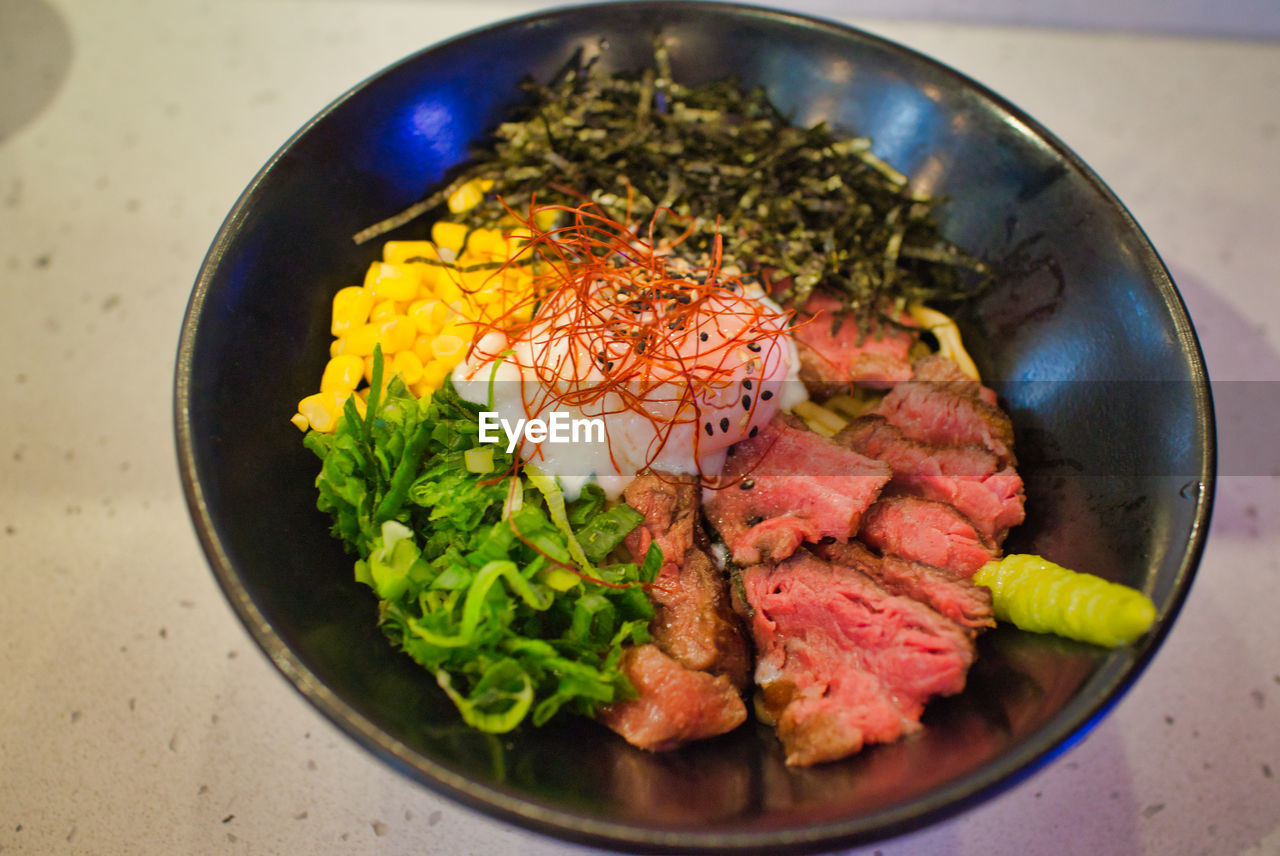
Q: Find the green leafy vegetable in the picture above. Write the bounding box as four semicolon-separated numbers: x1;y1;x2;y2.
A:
303;360;655;732
577;504;646;564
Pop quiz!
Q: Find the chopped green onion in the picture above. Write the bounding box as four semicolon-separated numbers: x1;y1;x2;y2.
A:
464;447;495;474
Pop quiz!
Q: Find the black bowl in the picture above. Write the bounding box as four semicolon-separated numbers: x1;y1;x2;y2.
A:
175;3;1214;852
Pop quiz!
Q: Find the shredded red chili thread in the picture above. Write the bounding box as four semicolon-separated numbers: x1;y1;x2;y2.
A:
451;198;799;483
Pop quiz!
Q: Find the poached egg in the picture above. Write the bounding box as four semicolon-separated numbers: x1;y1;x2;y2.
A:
452;223;806;498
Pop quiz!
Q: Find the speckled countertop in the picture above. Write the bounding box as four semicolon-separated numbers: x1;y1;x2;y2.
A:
1;1;1278;854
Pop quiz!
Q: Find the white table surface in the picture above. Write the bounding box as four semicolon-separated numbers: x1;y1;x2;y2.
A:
2;1;1278;854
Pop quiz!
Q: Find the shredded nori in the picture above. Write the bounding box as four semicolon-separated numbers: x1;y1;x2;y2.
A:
355;41;990;323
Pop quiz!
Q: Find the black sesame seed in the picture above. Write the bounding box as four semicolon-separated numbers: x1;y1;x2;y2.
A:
761;390;773;401
739;479;755;490
747;342;762;352
742;395;751;410
704;422;714;437
700;332;709;342
743;379;752;390
719;417;730;433
749;425;759;437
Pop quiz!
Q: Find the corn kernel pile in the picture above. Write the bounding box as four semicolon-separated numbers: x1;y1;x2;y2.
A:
292;182;539;433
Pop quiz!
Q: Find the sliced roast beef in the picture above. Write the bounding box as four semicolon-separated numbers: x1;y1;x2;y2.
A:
624;473;699;583
623;473;750;689
787;291;919;395
838;414;1025;543
858;495;998;578
649;547;752;689
812;539;994;633
596;644;747;752
740;550;976;766
839;413;997;476
910;352;1000;406
704;414;892;566
874;358;1016;466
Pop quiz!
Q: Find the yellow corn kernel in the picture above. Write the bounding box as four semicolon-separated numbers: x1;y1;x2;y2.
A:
437;314;475;337
377;315;416;354
500;265;533;293
392;350;425;386
342;323;381;357
505;228;534;254
447;297;479;324
366;262;421;303
297;391;346;434
329;338;344;358
369;298;400;323
409;298;451;335
431;333;467;363
320;354;365;393
409;377;437;398
474;285;512;310
383;241;439;265
432;271;466;305
446;178;494;214
468;228;506;260
533;208;558;232
290;412;310;432
361;262;380;289
420;359;453;389
331;286;373;336
459;266;498;295
407;297;429;327
431;221;469;253
452;317;482;343
411;334;435;365
462;294;494;323
413;261;443;294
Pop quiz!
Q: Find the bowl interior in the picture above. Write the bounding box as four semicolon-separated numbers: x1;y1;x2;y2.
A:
176;3;1213;851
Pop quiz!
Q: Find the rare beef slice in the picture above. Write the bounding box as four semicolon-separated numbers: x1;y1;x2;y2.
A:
705;414;891;566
